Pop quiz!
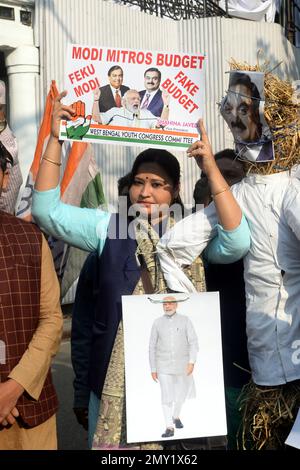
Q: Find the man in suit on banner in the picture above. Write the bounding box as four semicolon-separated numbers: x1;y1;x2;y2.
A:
139;68;164;118
93;65;129;113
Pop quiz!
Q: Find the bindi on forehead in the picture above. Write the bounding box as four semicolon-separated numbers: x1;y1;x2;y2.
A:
137;175;165;182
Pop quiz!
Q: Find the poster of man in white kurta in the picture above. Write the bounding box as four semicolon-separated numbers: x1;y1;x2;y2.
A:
149;296;198;439
122;292;227;444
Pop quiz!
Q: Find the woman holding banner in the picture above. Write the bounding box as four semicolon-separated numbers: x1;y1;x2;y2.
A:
32;91;250;449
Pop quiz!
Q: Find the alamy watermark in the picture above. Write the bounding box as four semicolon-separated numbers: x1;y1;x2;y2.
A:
291;339;300;365
94;196;206;241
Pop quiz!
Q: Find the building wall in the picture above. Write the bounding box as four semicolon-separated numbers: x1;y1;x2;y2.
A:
0;0;34;48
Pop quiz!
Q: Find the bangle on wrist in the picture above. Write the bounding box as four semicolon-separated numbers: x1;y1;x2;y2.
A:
163;104;169;108
212;186;230;198
42;156;62;167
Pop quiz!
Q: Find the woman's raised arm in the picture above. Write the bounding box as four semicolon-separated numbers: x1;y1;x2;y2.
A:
35;91;74;191
187;119;242;230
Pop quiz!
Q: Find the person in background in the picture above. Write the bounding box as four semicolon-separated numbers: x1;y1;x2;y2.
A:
0;80;22;214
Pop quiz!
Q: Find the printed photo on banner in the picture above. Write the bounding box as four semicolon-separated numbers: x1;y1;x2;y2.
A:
121;292;227;444
220;70;274;163
59;44;206;150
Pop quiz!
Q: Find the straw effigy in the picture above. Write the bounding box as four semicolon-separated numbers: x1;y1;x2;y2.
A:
229;54;300;175
229;54;300;450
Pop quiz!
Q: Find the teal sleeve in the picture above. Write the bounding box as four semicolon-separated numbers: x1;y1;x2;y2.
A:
204;214;250;264
32;186;110;256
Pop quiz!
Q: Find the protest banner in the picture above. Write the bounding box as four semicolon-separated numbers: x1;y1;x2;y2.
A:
60;44;206;149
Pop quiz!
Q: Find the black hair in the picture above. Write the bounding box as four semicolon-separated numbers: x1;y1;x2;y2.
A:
131;148;180;186
215;149;245;174
129;148;183;208
229;72;262;136
215;148;237;162
107;65;123;76
117;172;131;196
0;141;13;172
144;68;161;82
229;72;261;104
193;148;245;205
193;178;211;206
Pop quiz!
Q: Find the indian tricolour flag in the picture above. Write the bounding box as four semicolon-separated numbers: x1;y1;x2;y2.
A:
17;80;105;288
59;140;105;297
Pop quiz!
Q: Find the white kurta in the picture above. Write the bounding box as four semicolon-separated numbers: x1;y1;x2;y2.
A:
149;313;199;375
158;171;300;386
149;313;198;405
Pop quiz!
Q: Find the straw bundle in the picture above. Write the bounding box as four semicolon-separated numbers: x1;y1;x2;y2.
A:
229;56;300;175
237;380;300;450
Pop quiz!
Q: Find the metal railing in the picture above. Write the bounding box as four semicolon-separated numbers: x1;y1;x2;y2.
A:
116;0;300;47
117;1;229;20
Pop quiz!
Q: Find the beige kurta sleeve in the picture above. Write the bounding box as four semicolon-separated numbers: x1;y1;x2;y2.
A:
8;235;63;400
